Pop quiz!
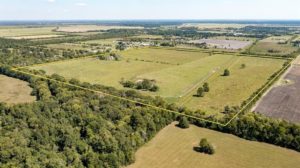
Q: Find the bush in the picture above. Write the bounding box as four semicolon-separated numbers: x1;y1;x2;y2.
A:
223;69;230;76
177;117;189;129
197;87;205;97
195;138;215;155
203;82;210;92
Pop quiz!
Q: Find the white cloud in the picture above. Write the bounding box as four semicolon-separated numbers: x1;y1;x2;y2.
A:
48;0;56;3
75;2;87;6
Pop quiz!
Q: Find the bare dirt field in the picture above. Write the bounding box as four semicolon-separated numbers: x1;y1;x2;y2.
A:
254;64;300;123
0;75;36;104
188;39;252;49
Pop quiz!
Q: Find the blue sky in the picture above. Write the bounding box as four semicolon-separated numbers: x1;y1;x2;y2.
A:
0;0;299;20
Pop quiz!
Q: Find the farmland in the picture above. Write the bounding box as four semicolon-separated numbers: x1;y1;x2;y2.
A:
0;75;35;104
250;36;298;56
127;123;300;168
30;47;285;116
181;56;284;114
188;39;253;50
55;25;143;33
178;23;247;30
0;26;57;38
1;19;300;168
254;57;300;123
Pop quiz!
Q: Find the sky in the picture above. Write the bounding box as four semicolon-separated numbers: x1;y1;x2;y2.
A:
0;0;299;20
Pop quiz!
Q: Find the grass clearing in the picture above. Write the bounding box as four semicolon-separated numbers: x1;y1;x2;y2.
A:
182;56;285;114
178;23;247;29
0;26;57;37
46;43;88;50
251;36;298;56
83;38;119;45
0;75;35;104
127;123;300;168
31;57;172;89
7;34;64;40
119;48;210;65
30;48;284;115
56;25;143;33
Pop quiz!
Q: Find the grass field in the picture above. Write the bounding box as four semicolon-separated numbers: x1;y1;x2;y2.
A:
181;56;285;114
47;43;88;50
261;35;294;43
250;36;298;56
56;25;143;33
127;123;300;168
0;26;57;38
7;34;64;40
31;48;285;115
210;36;256;42
178;23;247;30
0;75;35;104
83;38;119;45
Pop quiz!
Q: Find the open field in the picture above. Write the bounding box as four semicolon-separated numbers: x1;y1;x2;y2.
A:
31;57;172;90
261;35;294;43
83;38;119;45
0;26;57;38
250;36;298;56
30;48;285;115
7;34;64;40
188;39;253;50
254;58;300;123
209;36;256;42
178;23;247;30
0;75;35;104
129;35;164;39
55;25;143;33
46;43;88;50
182;56;285;114
127;123;300;168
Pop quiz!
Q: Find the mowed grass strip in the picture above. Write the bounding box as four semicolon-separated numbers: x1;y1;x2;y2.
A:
127;123;300;168
183;56;285;114
0;75;35;104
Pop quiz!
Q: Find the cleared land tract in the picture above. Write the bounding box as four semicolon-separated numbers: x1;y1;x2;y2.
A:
254;64;300;123
0;75;35;104
30;47;285;116
188;39;252;49
127;123;300;168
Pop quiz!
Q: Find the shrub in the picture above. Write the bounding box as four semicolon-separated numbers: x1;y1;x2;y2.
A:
178;117;189;129
197;87;205;97
223;69;230;76
203;82;210;92
195;138;215;155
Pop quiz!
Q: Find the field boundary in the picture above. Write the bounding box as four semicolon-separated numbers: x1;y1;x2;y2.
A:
11;52;295;127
